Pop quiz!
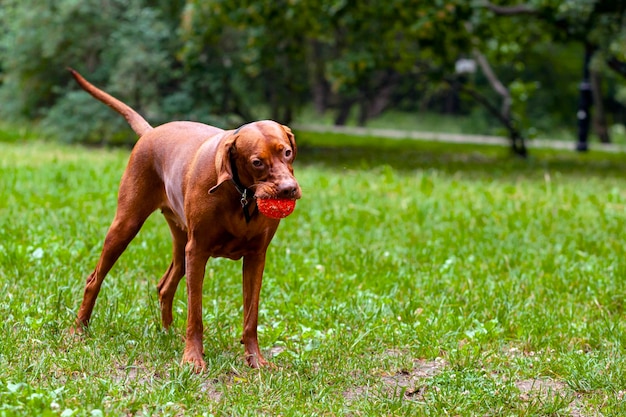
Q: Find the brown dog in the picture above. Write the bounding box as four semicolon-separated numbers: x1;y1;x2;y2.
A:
69;69;301;371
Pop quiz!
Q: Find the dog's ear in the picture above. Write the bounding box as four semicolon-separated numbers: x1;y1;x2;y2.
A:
209;133;236;194
282;125;297;160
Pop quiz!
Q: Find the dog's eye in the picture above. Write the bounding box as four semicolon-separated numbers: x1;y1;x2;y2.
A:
285;149;292;158
252;159;264;168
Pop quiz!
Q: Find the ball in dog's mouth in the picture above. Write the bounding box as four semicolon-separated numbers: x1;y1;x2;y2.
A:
256;198;296;219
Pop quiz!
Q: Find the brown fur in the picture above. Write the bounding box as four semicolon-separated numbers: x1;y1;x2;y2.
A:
69;69;301;371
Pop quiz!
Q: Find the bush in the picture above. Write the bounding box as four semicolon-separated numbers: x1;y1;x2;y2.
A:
42;91;135;146
0;0;184;144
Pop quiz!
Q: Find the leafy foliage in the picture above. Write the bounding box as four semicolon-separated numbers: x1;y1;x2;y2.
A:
0;0;188;145
0;0;624;145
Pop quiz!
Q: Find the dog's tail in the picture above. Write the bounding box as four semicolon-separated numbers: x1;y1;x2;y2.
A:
68;68;153;137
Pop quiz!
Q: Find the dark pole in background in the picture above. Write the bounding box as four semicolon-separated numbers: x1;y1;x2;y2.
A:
576;45;593;152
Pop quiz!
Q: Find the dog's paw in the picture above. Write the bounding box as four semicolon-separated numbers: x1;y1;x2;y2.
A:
182;350;206;373
246;352;272;369
69;322;88;338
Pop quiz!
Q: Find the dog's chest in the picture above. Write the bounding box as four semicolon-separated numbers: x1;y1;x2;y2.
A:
206;226;273;260
208;237;256;260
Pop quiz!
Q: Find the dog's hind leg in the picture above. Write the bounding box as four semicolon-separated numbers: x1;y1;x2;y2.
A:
157;213;187;329
75;212;151;329
74;162;163;330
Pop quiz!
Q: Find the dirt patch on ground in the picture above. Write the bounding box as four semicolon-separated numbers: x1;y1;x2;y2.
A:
516;378;569;400
199;378;224;402
344;356;447;402
343;349;592;415
380;358;447;399
110;361;155;386
107;359;223;402
515;378;585;416
268;345;286;358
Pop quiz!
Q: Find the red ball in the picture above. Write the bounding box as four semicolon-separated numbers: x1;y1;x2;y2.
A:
257;198;296;219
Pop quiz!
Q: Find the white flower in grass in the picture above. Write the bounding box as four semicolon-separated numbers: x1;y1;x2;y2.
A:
30;247;44;260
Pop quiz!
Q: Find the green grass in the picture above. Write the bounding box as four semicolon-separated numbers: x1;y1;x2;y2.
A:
295;107;494;136
1;131;626;416
0;121;41;143
294;106;626;144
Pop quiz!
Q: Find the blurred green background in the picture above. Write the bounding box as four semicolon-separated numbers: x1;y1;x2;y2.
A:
1;0;625;149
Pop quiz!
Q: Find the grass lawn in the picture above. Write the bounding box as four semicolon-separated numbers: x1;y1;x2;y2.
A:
294;107;626;145
1;131;625;416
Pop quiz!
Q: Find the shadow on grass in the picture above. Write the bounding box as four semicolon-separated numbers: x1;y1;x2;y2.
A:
296;131;626;180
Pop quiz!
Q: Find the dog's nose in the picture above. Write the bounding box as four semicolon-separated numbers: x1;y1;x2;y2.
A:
277;180;299;199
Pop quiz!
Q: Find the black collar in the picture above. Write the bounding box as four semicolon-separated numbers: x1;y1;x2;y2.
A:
230;155;256;223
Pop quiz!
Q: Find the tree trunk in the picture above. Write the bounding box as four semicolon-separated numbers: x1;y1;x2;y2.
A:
576;46;594;151
357;102;368;127
281;104;293;125
367;75;398;119
356;72;399;126
444;87;460;114
307;40;330;114
468;50;525;156
473;49;511;120
590;69;611;143
457;82;526;157
334;99;354;126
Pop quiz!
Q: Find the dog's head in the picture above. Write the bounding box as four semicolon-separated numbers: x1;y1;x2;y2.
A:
209;121;301;200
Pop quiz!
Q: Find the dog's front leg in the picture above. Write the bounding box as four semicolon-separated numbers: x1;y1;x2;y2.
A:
182;239;209;372
242;252;270;368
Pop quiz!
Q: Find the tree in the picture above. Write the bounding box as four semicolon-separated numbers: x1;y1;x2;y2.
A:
0;0;184;144
481;0;626;149
182;0;477;126
181;0;312;124
1;0;624;152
